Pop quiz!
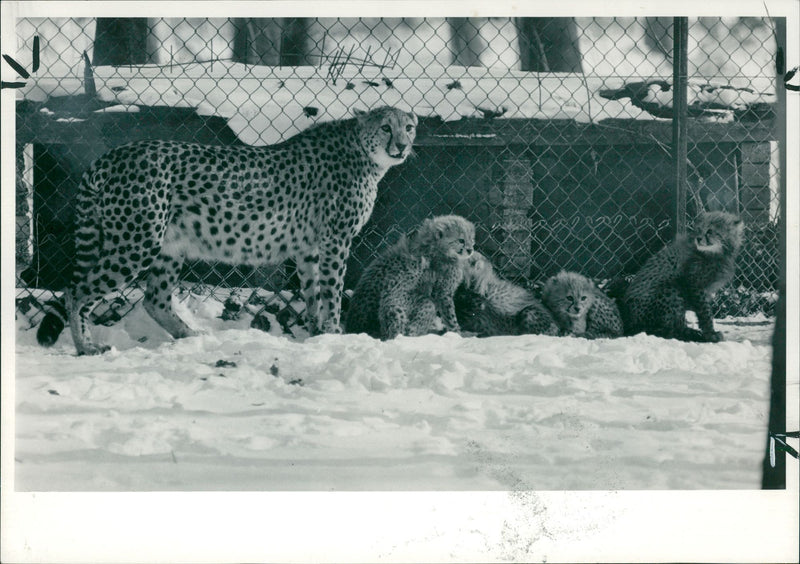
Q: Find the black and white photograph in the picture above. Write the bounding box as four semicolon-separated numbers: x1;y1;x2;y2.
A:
1;0;798;562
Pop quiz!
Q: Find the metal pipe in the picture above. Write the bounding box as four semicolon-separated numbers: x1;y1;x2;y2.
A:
672;17;689;236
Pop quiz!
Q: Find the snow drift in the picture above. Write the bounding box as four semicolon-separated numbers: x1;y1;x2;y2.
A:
14;293;774;491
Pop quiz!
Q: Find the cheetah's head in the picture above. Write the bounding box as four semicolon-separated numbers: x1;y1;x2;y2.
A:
461;251;495;295
690;211;745;255
410;214;475;263
355;106;417;169
542;271;596;322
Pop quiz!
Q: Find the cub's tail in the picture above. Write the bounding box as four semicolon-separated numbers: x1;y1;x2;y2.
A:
36;296;68;347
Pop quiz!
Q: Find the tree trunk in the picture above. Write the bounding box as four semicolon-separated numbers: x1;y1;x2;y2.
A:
93;18;150;66
517;18;582;72
280;18;313;66
448;18;487;67
233;18;283;65
233;18;314;66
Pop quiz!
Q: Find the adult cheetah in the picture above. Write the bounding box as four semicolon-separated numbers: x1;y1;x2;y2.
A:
37;106;417;354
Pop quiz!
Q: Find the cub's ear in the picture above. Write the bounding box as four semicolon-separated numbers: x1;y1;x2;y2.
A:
352;108;368;117
408;111;419;125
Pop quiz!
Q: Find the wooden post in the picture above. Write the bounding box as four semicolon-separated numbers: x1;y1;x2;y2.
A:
671;17;689;236
497;149;534;279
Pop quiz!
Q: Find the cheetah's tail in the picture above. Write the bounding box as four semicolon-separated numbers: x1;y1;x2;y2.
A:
37;171;103;348
36;296;68;347
72;170;104;284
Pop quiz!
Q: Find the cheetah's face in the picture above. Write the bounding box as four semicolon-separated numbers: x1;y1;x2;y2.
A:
559;288;594;320
542;272;596;321
462;252;494;294
440;229;475;262
357;106;418;169
691;212;745;255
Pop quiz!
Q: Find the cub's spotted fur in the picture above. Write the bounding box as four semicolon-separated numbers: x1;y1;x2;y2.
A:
621;211;744;342
345;215;475;339
37;106;417;354
455;252;558;337
541;271;623;339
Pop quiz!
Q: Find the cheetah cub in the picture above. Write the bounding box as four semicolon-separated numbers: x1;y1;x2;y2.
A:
621;211;744;342
455;252;558;337
345;215;475;339
541;271;624;339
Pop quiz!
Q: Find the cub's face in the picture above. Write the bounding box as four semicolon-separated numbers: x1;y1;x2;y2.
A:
543;273;595;322
691;211;745;255
561;287;594;320
357;106;418;169
440;226;475;262
462;251;493;294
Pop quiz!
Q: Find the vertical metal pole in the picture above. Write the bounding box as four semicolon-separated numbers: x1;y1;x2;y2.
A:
761;15;787;490
672;17;689;236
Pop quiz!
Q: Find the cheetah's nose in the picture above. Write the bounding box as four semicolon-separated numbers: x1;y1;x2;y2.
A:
394;143;407;154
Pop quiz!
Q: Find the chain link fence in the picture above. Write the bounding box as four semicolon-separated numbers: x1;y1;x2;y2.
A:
12;16;781;334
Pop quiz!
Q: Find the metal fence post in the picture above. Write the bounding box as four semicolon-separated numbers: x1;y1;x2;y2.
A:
672;17;689;236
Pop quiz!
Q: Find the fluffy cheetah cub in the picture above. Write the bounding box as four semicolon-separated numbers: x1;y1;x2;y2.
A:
455;252;558;337
621;211;744;342
345;215;475;339
541;271;623;339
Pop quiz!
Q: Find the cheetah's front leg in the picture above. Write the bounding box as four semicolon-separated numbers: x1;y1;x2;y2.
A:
687;289;723;342
315;237;352;334
432;274;461;333
295;249;322;334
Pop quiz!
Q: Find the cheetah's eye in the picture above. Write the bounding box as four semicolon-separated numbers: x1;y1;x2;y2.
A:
458;238;465;245
581;296;587;301
381;125;392;133
566;296;574;303
405;124;415;132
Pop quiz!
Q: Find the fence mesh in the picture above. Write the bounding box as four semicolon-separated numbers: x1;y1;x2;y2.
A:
12;16;781;333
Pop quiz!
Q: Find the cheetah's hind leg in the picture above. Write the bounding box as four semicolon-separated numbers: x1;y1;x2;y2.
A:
66;252;141;355
647;289;714;342
66;288;111;356
143;252;197;340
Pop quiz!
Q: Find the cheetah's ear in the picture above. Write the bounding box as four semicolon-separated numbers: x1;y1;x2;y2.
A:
408;111;419;125
352;108;368;117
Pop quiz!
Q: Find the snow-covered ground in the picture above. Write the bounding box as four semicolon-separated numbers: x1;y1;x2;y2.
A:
13;292;777;491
